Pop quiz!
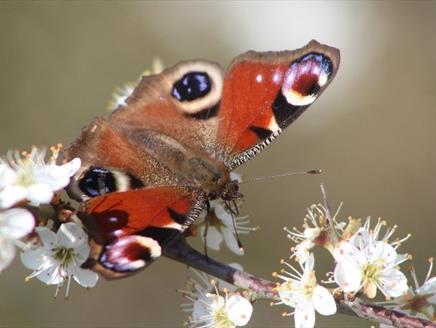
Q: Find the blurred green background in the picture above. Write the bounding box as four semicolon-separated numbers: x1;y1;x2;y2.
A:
1;1;435;327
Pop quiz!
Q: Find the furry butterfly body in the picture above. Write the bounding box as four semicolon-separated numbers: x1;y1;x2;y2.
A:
63;40;340;279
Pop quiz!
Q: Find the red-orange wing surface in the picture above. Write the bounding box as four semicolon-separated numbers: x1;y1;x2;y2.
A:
78;187;206;279
216;40;340;169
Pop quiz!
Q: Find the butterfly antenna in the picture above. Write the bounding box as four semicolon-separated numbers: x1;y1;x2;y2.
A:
240;169;322;185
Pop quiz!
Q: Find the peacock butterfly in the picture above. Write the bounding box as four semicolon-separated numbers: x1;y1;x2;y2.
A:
62;40;340;279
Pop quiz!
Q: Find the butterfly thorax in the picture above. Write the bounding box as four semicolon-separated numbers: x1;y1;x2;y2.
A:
129;128;243;203
119;125;232;194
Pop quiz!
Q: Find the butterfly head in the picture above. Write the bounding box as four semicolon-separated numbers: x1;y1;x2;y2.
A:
219;178;241;202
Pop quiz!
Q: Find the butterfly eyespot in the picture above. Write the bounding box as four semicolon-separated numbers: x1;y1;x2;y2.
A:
172;72;211;102
100;235;162;273
78;167;117;197
167;61;223;117
281;52;333;107
73;167;144;200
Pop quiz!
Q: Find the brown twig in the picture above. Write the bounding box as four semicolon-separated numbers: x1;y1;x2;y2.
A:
164;238;436;328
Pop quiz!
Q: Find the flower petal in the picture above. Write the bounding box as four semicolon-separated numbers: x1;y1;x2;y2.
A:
26;184;54;204
35;227;57;249
203;226;223;251
294;239;314;263
0;208;34;239
214;204;233;227
366;241;397;265
334;241;366;268
0;239;16;271
225;295;253;326
279;280;306;307
0;163;17;189
294;304;315;328
59;158;81;178
304;253;315;273
312;285;336;316
349;227;370;248
33;160;78;191
210;294;225;311
36;265;63;285
334;262;362;293
378;269;408;298
57;222;87;248
20;247;49;270
71;267;99;288
222;227;244;255
0;186;27;209
34;168;69;191
74;243;90;265
192;296;210;320
303;227;321;240
417;277;436;304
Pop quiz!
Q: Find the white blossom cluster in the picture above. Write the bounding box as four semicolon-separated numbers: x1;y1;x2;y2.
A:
0;146;98;297
380;258;436;325
274;203;435;327
180;265;253;328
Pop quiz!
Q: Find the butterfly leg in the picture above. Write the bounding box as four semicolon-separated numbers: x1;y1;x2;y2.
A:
203;213;210;258
224;200;244;253
202;200;211;258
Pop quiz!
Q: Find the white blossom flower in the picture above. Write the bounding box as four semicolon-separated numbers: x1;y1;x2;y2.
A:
182;282;252;327
0;146;80;209
180;265;252;327
380;258;436;321
285;203;345;263
275;254;336;328
200;173;258;256
21;222;98;298
333;218;409;299
0;208;34;271
201;208;257;256
189;293;252;328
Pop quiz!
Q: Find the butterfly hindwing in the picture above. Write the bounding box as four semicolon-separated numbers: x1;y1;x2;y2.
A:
63;118;184;201
79;187;206;279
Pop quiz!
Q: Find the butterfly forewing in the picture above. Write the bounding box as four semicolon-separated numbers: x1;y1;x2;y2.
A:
216;40;340;168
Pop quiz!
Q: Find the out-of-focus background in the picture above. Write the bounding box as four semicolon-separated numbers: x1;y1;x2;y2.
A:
0;1;435;327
